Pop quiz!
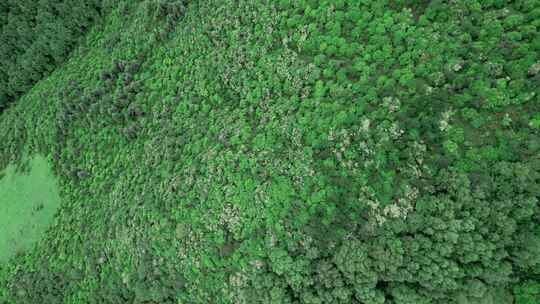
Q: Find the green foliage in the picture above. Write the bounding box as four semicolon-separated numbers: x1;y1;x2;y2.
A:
0;0;539;303
514;282;540;304
0;0;103;111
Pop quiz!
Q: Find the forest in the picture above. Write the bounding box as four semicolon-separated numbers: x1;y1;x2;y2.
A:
0;0;539;303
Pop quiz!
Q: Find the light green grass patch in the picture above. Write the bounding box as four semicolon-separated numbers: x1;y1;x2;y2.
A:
0;155;61;263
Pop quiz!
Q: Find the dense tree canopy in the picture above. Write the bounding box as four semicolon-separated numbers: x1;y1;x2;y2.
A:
0;0;539;303
0;0;102;111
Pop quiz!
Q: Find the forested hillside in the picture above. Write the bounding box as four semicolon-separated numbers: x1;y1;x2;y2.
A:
0;0;539;303
0;0;102;111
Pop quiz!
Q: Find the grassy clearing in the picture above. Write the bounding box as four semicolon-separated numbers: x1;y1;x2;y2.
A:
0;154;61;263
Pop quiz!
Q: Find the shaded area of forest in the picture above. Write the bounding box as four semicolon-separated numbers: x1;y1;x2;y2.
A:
0;0;102;111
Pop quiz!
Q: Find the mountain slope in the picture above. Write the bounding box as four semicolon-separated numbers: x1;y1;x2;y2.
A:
1;0;539;303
